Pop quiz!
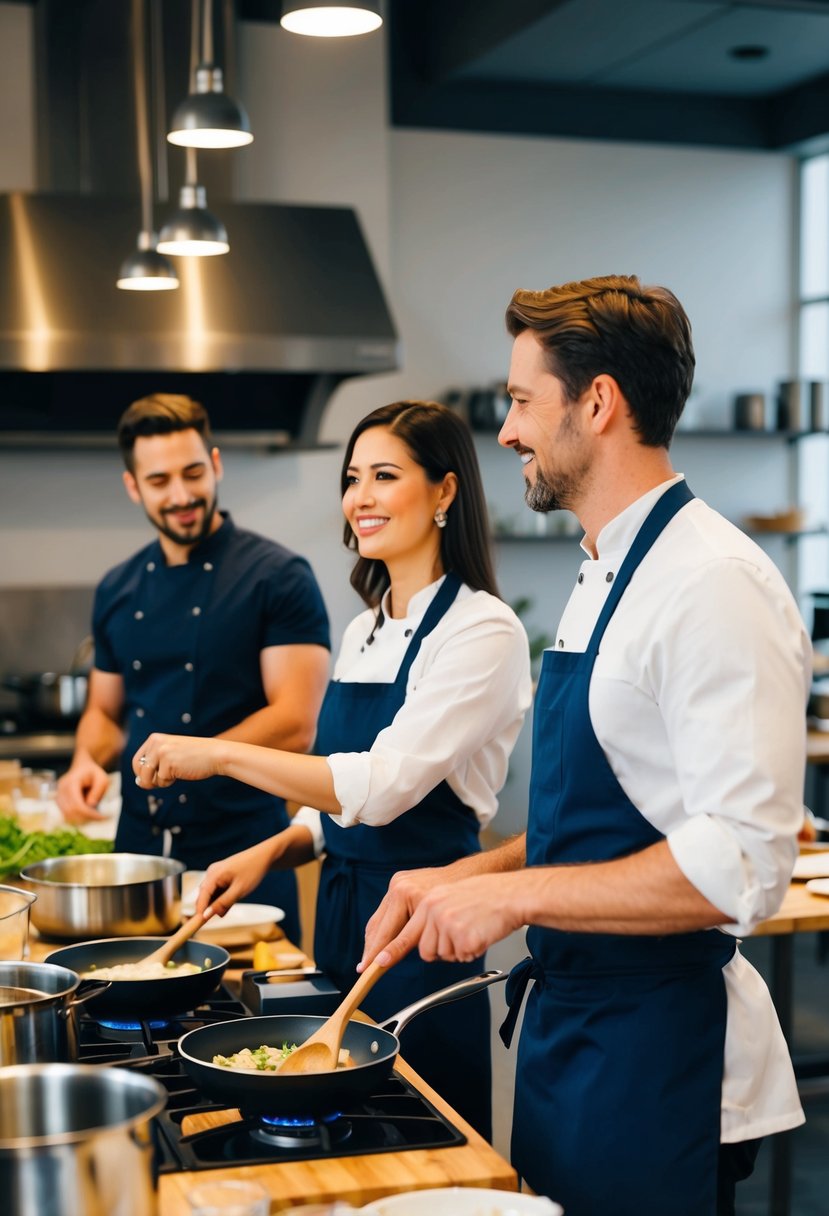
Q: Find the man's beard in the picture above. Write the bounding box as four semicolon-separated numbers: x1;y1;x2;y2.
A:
524;409;589;515
524;454;590;515
148;494;218;546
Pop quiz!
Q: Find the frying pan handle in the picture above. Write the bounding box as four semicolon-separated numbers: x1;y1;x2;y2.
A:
377;969;506;1037
68;980;113;1012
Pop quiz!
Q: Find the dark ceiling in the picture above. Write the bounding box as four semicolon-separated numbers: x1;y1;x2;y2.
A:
13;0;829;154
386;0;829;152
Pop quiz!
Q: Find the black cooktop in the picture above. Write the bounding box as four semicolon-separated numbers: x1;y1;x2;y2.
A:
78;988;466;1173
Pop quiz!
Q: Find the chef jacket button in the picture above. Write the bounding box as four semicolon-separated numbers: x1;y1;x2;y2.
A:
404;629;413;637
606;572;614;583
146;562;155;572
136;707;145;718
185;662;194;672
558;639;564;648
203;562;213;572
192;606;202;616
132;659;142;670
181;712;192;724
577;573;584;584
178;794;187;804
134;610;144;620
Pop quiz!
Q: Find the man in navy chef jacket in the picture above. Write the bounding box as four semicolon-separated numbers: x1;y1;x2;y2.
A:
360;276;810;1216
57;393;330;943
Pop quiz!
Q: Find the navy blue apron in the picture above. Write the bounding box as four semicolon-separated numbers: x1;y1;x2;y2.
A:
313;574;492;1138
500;481;735;1215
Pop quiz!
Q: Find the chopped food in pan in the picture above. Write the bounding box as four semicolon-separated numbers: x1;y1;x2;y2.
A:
80;960;206;981
213;1043;355;1072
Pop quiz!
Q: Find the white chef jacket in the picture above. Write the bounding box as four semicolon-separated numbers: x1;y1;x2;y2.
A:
554;474;809;1142
294;578;532;851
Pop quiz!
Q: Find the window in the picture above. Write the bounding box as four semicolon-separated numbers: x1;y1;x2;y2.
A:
797;154;829;601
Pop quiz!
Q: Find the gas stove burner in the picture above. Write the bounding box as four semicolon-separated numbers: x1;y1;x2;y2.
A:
96;1018;172;1041
251;1111;351;1151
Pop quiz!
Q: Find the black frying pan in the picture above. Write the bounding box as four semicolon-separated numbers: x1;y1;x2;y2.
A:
44;937;231;1018
178;969;506;1116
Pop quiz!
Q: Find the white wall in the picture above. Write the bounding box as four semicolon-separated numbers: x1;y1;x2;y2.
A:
0;12;799;828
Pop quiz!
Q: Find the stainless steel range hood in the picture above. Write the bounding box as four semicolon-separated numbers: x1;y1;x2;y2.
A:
0;0;399;449
0;194;400;448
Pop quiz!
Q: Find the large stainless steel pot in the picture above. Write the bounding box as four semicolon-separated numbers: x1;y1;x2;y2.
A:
0;1063;165;1216
19;854;185;939
0;962;108;1065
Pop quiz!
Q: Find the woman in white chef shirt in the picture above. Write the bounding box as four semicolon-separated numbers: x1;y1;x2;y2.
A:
133;400;533;1137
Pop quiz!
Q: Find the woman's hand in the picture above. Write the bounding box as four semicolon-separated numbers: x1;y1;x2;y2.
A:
194;837;286;917
132;733;223;788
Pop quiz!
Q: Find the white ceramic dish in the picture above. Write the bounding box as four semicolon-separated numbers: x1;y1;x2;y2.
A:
182;875;285;945
359;1188;563;1216
188;902;286;946
792;852;829;881
805;877;829;897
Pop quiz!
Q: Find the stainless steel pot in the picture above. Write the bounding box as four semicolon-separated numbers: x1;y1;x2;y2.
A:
19;854;185;939
0;962;107;1065
2;672;89;723
0;1063;166;1216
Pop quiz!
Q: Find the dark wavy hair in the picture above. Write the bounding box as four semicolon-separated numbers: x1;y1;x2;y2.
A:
506;275;695;447
117;393;213;472
341;401;500;608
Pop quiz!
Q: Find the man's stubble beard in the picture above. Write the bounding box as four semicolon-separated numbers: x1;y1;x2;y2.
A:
146;493;219;547
524;412;590;515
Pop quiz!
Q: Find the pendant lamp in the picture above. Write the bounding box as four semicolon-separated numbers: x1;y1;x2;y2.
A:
168;0;253;148
118;232;180;290
157;176;229;257
280;1;382;38
118;0;179;291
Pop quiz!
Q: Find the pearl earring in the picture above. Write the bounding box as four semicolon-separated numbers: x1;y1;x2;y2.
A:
434;509;448;529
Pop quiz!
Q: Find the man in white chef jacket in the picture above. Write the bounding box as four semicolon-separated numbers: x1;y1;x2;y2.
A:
359;275;809;1216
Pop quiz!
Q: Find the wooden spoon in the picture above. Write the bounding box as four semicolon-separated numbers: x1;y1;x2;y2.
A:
278;958;390;1075
138;909;215;968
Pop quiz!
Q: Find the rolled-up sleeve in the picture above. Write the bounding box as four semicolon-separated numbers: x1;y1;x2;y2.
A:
658;558;809;932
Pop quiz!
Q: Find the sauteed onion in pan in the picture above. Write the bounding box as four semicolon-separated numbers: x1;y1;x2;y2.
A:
213;1043;355;1072
80;959;208;981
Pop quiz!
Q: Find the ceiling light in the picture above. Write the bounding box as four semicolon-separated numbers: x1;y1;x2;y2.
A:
117;0;179;292
168;0;253;149
280;1;382;38
157;184;229;256
168;65;253;149
117;232;180;291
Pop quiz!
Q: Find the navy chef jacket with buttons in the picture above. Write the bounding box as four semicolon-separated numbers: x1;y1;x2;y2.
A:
92;513;330;943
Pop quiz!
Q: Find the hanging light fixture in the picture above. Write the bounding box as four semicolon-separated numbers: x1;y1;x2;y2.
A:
168;0;252;149
118;233;179;291
117;0;179;291
280;1;382;38
157;150;229;256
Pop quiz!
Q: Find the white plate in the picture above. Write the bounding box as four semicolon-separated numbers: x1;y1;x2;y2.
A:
189;903;285;946
360;1189;562;1216
792;853;829;881
805;878;829;897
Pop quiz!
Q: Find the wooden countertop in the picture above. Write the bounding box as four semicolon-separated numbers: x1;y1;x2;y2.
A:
28;929;518;1212
753;872;829;936
807;729;829;765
